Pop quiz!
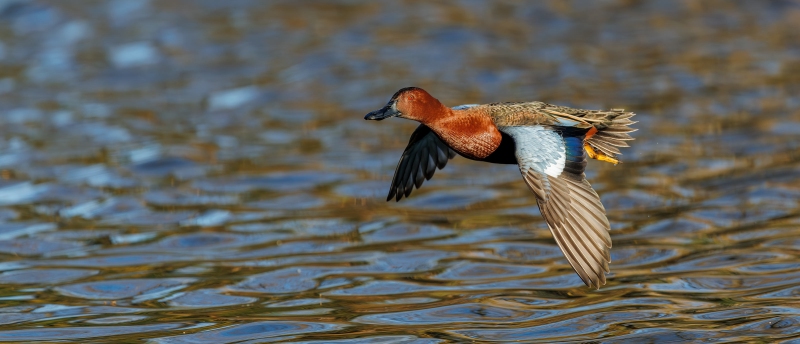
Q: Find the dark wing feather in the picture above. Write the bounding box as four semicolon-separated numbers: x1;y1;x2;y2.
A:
503;126;612;289
387;124;456;202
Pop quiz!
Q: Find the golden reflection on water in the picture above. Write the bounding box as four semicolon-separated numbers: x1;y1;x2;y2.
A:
0;0;798;342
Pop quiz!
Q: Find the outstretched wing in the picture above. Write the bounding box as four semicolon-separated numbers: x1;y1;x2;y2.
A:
501;126;612;289
387;124;456;202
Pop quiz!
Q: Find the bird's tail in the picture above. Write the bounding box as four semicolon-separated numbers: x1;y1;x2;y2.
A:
584;110;637;164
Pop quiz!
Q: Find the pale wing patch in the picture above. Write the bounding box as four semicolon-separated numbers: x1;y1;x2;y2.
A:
500;126;565;178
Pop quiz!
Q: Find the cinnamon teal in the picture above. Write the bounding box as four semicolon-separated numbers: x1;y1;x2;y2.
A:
365;87;636;289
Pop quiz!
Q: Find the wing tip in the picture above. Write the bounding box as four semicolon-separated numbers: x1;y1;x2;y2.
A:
583;271;609;290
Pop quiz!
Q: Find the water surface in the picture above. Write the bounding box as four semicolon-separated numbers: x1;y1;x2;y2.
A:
1;0;799;342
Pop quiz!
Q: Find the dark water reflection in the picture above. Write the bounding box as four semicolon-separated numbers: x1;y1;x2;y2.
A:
0;0;799;342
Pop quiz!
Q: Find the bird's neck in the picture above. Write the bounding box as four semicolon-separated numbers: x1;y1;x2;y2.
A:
422;108;502;160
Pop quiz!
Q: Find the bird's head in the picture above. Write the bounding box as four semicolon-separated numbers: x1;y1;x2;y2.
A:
364;87;443;123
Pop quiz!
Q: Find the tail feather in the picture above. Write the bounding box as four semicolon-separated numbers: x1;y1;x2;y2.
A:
595;131;634;141
586;111;636;160
601;126;637;134
590;140;622;156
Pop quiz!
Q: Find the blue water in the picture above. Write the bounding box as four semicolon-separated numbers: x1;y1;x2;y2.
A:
0;1;799;342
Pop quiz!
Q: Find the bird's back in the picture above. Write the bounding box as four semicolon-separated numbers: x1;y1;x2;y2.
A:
481;102;614;127
478;101;636;163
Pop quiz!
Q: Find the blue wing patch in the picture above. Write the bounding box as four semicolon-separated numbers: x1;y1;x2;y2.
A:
553;117;582;127
451;104;480;110
562;136;587;177
564;136;584;159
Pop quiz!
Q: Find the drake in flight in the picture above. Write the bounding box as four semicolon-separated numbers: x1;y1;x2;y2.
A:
365;87;636;289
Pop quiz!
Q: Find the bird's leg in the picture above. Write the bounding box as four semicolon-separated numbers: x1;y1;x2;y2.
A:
584;144;619;165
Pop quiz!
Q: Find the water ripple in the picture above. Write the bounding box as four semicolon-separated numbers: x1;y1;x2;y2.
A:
366;250;455;273
145;190;240;206
0;268;97;284
481;242;563;262
192;172;348;193
85;315;150;324
128;157;208;179
361;224;454;244
0;222;57;240
650;273;800;293
432;262;545;281
654;252;785;272
227;240;354;260
0;238;83;256
165;289;257;308
325;281;446;296
354;303;554;325
428;227;532;245
0;323;183;342
152;321;346;344
102;232;286;254
2;1;800;342
41;254;194;267
397;189;499;210
229;267;336;294
56;278;196;302
289;335;443;343
611;247;681;268
450;311;668;341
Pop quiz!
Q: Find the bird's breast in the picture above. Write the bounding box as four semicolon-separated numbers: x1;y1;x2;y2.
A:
429;115;503;160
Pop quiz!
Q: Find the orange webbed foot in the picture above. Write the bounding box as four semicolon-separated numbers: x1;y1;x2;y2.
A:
584;144;619;165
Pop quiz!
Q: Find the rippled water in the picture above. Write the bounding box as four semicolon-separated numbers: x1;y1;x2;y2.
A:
1;0;799;342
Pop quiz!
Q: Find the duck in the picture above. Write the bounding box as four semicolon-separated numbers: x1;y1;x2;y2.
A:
364;87;636;289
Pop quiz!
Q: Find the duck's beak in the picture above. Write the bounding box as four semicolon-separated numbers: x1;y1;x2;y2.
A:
364;101;400;121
